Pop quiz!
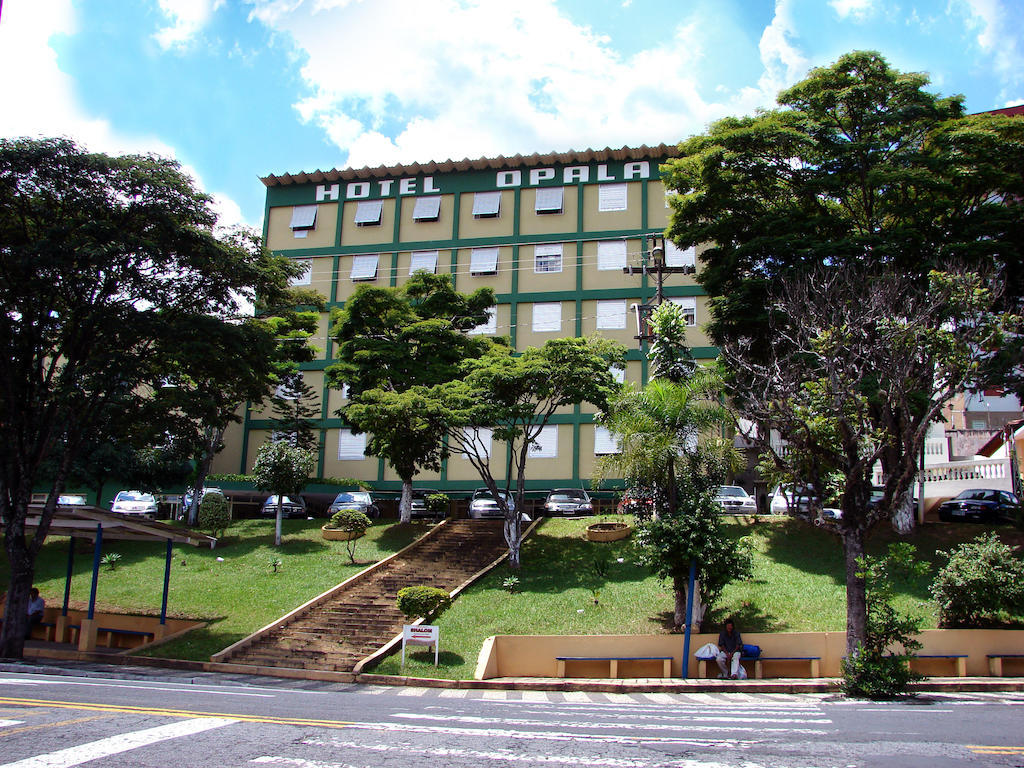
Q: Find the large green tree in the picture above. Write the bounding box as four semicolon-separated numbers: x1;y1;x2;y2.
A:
327;273;496;522
662;51;1024;654
0;137;304;657
432;337;625;568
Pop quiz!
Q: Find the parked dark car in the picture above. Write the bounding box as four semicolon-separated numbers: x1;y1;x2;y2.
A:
410;489;441;518
937;489;1021;523
261;495;308;519
327;491;380;519
542;489;593;516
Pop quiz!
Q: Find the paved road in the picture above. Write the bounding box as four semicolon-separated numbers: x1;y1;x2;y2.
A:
0;668;1021;767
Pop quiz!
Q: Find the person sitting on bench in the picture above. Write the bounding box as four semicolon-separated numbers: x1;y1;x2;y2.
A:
26;587;45;639
716;617;743;679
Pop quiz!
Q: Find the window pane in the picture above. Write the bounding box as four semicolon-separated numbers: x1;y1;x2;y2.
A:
535;186;564;213
609;365;625;384
532;302;561;332
461;427;492;459
534;243;563;273
668;296;697;326
598;183;627;212
350;254;379;281
290;205;318;230
290;258;312;286
472;191;501;217
409;250;438;275
411;196;441;221
354;200;383;225
470;247;499;274
594;426;621;455
597;240;627;270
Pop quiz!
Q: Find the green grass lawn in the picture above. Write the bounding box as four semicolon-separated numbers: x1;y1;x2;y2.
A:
0;517;426;661
4;513;1021;679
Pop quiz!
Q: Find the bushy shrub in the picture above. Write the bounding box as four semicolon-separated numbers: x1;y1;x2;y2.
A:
930;533;1024;627
396;585;452;620
199;492;231;538
326;508;371;564
425;493;450;517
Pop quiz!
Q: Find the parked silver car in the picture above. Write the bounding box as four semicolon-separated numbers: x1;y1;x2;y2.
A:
327;491;379;519
542;489;593;516
715;485;756;514
110;490;158;518
468;488;519;519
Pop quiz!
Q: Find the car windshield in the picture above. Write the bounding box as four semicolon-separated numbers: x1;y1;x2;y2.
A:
268;496;303;506
957;490;997;502
115;492;154;502
717;486;748;497
474;490;510;502
548;491;586;502
58;495;87;505
334;492;370;504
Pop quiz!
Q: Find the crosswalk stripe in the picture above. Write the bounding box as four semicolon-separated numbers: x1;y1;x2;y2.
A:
0;721;23;728
0;717;237;768
436;689;469;698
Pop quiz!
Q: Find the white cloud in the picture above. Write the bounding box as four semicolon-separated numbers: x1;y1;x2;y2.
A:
0;0;253;228
758;0;810;97
959;0;1024;101
246;0;789;169
153;0;225;51
829;0;877;20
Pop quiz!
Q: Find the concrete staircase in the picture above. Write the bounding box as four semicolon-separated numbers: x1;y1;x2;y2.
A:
214;520;509;673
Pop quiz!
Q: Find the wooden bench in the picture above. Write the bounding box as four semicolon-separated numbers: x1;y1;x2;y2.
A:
908;654;967;677
698;655;821;679
987;654;1024;677
97;627;155;648
555;655;673;678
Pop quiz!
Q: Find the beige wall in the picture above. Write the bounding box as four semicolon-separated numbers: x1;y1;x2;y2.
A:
519;187;579;236
322;427;378;481
515;300;572;351
457;190;516;239
395;250;455;287
266;203;339;251
580;238;642;290
340;199;397;247
210;416;246;475
334;252;396;302
446;442;509;482
477;629;1024;679
581;182;643;232
398;194;456;243
646;180;671;229
579;297;641;348
517;242;577;294
454;246;513;294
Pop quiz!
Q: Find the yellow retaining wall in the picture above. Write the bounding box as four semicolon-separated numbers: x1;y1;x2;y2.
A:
475;630;1024;680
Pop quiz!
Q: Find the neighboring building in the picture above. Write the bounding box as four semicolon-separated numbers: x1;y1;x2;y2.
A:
213;145;716;495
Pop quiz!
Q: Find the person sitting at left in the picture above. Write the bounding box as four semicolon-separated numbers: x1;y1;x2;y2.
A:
716;617;743;679
25;587;45;640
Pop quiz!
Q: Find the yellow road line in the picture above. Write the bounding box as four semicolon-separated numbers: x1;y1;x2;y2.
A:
966;746;1024;754
0;697;354;730
0;714;111;738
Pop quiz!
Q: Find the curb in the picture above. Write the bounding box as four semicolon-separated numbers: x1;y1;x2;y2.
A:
4;654;1024;694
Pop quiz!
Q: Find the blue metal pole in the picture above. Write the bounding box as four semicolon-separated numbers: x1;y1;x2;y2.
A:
87;524;102;621
62;536;75;617
160;539;172;625
680;559;697;679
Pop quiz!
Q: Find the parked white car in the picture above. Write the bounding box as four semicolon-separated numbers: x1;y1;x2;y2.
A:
110;490;158;518
714;485;756;514
469;488;523;520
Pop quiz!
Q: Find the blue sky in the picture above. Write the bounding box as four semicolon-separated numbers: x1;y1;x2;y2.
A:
1;0;1021;228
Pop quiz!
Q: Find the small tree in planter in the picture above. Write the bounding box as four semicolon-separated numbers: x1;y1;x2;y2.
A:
397;585;452;621
251;440;316;547
198;491;231;539
325;508;372;564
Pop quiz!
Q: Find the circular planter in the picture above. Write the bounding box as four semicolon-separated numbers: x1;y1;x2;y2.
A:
321;526;365;542
585;521;632;542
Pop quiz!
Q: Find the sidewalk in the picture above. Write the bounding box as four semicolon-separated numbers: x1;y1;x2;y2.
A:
3;652;1024;694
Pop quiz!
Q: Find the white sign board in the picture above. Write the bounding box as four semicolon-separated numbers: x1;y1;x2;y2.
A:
401;624;440;667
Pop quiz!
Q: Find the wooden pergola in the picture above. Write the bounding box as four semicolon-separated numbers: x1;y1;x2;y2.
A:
24;505;216;651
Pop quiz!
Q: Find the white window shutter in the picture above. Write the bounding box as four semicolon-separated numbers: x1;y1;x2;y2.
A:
597;240;627;270
411;196;441;221
594;426;621;455
461;427;493;459
290;205;318;230
354;200;383;225
409;250;438;275
468;306;497;335
598;183;627;212
472;191;501;217
338;429;367;460
610;365;625;384
535;186;564;213
470;247;499;274
668;296;697;326
529;425;558;458
665;241;696;268
350;254;379;281
534;243;563;273
290;258;312;286
596;299;626;330
532;302;561;332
